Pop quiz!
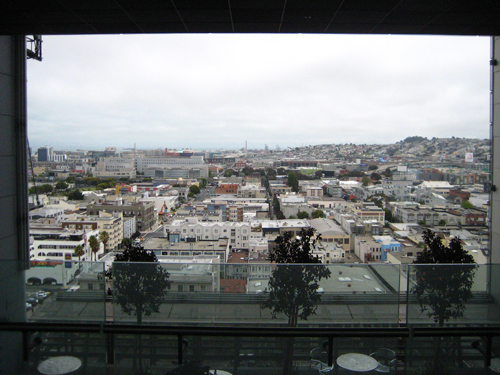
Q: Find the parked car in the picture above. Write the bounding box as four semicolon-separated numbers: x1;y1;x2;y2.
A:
36;291;49;300
26;297;38;306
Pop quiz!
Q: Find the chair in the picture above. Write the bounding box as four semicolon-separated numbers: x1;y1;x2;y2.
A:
318;362;334;374
310;347;334;374
310;348;325;369
370;348;396;373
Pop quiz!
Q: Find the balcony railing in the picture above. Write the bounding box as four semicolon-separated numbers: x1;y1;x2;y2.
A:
6;261;500;374
1;322;500;374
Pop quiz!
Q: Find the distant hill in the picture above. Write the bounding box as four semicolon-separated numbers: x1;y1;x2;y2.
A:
403;136;427;143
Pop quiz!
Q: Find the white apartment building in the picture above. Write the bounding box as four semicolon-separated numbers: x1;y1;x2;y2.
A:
29;226;103;262
165;218;251;250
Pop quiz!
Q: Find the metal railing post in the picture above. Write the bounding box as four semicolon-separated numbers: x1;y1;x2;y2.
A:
106;333;115;365
178;335;184;365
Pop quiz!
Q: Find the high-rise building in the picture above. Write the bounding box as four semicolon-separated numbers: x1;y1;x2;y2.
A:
37;146;53;162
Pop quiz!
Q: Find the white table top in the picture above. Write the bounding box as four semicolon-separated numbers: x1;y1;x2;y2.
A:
210;370;232;375
37;356;82;375
336;353;378;372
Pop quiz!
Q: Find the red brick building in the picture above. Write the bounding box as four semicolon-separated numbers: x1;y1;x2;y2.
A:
215;183;239;194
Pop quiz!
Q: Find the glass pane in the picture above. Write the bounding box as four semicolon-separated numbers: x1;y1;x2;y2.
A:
407;264;500;325
26;261;106;322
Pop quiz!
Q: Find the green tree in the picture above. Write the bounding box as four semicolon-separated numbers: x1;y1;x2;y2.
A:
121;238;133;249
55;181;68;190
96;182;110;190
109;244;170;372
88;235;100;261
189;185;201;195
287;171;299;193
99;231;110;253
411;230;477;373
30;184;54;195
297;211;310;219
73;244;85;268
368;165;378;170
461;200;474;209
361;176;371;186
67;189;84;200
110;244;170;324
262;228;331;375
311;209;325;219
223;169;234;177
438;219;447;226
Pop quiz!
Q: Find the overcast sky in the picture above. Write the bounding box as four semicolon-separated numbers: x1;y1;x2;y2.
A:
27;34;490;152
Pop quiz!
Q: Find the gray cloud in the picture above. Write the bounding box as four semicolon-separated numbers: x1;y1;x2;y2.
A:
27;34;490;151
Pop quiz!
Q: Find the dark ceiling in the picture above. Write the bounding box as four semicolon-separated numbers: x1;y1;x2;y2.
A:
1;0;500;36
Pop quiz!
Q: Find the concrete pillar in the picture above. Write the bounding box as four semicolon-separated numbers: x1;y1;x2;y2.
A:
0;35;29;373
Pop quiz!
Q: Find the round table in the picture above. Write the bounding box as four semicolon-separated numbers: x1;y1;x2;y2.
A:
336;353;378;373
210;370;232;375
37;356;82;375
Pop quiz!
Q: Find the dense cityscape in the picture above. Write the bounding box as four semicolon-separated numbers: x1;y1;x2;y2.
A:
27;135;490;288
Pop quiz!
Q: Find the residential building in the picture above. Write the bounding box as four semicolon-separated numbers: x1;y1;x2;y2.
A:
87;201;155;232
165;218;251;250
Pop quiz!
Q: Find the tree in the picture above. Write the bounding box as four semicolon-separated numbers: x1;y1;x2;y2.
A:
461;200;474;209
438;219;447;226
109;244;170;371
73;244;85;268
110;244;170;323
55;181;68;190
297;211;310;219
99;231;110;253
411;230;477;373
361;176;371;186
368;165;378;170
29;184;53;195
189;185;201;195
262;228;331;375
121;238;133;249
287;171;299;193
67;189;84;200
88;235;100;261
223;169;234;177
311;209;325;219
96;182;110;190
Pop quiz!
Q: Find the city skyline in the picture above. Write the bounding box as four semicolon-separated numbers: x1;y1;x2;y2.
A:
27;34;490;151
